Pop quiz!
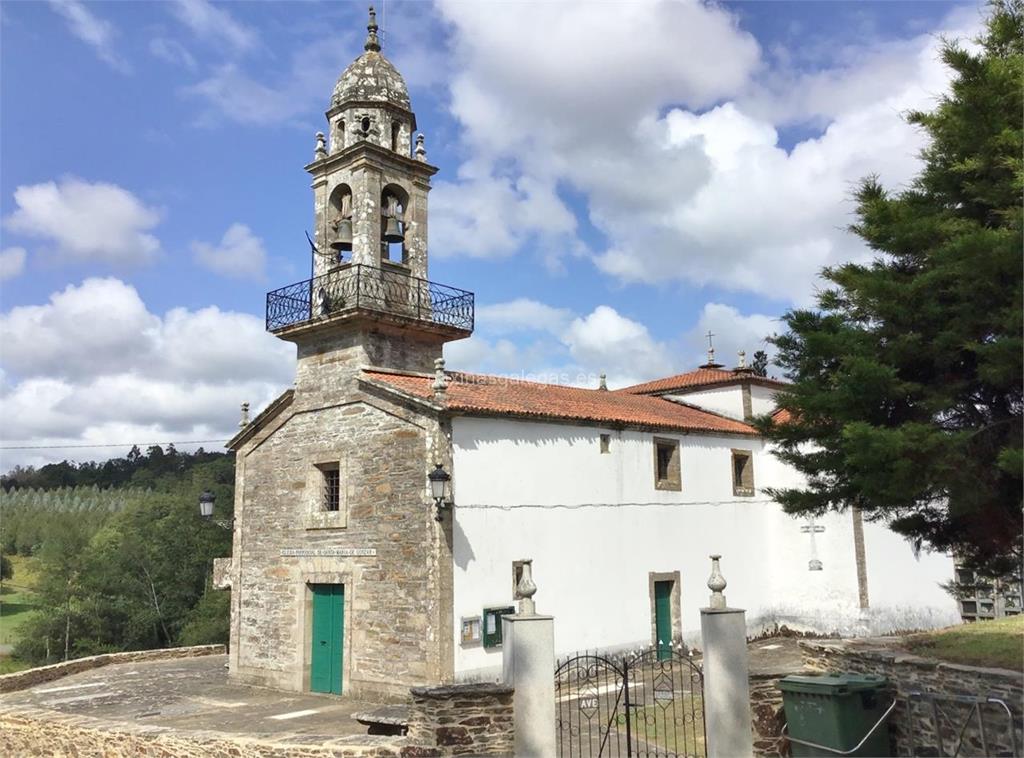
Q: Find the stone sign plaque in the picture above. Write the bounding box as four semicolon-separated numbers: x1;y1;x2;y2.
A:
280;547;377;557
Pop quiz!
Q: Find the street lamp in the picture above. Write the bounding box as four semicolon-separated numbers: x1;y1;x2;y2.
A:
428;463;451;521
199;490;216;518
198;490;232;530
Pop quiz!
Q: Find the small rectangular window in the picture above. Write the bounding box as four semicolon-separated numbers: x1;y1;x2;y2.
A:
321;465;341;511
600;433;611;454
482;606;515;648
732;450;754;496
653;437;681;490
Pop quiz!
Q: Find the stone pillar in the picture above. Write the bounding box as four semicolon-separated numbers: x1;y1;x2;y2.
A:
502;560;556;758
700;554;754;758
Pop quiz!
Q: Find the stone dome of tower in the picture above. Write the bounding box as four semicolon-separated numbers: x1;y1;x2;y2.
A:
330;7;410;110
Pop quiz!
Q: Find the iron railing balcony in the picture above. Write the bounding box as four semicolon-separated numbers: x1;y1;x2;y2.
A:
265;263;475;335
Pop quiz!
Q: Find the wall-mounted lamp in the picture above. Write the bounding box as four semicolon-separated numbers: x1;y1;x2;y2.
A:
198;490;233;530
199;490;216;518
428;463;452;521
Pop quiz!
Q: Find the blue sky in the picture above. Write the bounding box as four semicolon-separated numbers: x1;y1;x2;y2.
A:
0;0;979;465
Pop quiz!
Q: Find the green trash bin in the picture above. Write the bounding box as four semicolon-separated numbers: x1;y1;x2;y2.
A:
779;673;892;757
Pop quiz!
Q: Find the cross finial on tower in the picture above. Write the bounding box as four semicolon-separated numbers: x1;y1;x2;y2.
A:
365;6;381;52
705;330;716;365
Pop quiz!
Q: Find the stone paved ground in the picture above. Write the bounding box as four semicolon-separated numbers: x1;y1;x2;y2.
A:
0;654;381;740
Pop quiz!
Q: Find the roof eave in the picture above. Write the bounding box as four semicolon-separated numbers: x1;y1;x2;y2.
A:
227;389;295;450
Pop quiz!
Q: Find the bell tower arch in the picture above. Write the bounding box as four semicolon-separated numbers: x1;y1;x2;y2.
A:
307;6;432;279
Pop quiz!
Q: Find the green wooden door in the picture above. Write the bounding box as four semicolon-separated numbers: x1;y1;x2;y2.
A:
310;584;344;694
654;580;673;661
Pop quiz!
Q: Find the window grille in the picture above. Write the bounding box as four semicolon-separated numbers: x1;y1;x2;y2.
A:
322;467;341;512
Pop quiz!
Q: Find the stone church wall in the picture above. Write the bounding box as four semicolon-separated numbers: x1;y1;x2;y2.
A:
232;394;447;698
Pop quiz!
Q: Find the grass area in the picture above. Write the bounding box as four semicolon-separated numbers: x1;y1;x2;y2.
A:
0;555;40;647
904;615;1023;670
618;700;706;756
0;656;30;674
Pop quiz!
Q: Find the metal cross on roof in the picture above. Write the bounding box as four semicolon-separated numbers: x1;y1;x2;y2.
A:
705;330;716;364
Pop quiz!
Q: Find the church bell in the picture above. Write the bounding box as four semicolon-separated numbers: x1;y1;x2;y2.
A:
383;216;404;244
329;218;353;252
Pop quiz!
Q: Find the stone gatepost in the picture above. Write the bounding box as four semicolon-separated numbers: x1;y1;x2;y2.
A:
700;554;754;758
501;559;556;758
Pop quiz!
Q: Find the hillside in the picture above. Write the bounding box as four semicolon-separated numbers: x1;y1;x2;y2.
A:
0;446;235;668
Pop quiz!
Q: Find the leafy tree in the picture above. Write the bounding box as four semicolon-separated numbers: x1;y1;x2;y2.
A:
178;591;230;647
760;1;1023;573
0;553;11;597
7;450;235;665
751;350;770;377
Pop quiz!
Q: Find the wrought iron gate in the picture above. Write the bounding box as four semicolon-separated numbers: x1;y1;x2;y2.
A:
555;648;705;757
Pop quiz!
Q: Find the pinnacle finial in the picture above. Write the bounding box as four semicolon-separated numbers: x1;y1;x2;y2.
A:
432;357;447;396
365;6;381;52
707;554;727;609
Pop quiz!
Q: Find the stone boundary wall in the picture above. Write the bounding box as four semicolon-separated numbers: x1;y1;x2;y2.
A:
408;682;514;757
801;639;1023;757
0;704;413;758
750;673;789;757
0;644;225;694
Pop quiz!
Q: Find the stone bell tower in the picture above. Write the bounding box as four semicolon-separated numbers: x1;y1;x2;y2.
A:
309;6;432;278
264;6;473;388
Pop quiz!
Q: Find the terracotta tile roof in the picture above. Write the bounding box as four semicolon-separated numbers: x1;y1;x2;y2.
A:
363;370;757;436
618;367;788;395
772;407;794;424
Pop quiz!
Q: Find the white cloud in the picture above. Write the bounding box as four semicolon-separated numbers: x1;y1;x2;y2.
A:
446;298;673;388
170;0;258;54
431;174;578;263
0;278;294;465
475;298;573;334
191;223;268;280
0;247;26;281
149;37;197;70
564;306;675;384
5;178;162;266
432;1;979;305
182;29;362;128
688;303;780;370
47;0;130;73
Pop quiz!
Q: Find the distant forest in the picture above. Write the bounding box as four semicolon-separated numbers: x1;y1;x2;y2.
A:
0;446;234;666
1;443;228;492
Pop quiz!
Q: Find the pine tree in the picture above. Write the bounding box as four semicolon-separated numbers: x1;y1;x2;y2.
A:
751;350;770;378
760;0;1023;572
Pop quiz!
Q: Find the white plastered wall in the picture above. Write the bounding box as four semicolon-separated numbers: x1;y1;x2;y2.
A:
450;417;957;680
665;385;743;419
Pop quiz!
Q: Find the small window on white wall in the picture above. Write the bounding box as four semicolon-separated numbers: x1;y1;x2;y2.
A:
732;450;754;496
654;437;681;491
600;433;611;454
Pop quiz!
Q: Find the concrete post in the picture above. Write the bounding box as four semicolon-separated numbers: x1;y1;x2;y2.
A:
502;560;556;758
699;554;754;758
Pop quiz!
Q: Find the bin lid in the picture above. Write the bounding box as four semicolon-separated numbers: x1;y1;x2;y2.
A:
778;673;887;695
